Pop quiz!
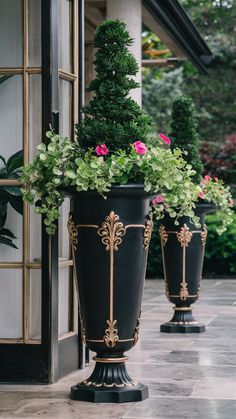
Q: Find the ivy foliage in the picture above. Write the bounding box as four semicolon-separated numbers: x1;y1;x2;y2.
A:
76;19;152;152
21;131;200;235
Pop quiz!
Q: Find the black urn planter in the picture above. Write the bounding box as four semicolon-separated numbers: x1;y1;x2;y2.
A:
65;184;152;403
159;203;216;333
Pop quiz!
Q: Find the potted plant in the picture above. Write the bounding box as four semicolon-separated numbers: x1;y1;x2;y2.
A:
22;20;201;403
0;150;23;248
159;95;234;333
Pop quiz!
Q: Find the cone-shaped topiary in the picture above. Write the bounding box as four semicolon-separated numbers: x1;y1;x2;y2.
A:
76;19;151;152
170;95;203;183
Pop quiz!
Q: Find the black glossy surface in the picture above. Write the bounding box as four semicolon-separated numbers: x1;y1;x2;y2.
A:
71;382;148;403
161;203;215;333
67;185;151;399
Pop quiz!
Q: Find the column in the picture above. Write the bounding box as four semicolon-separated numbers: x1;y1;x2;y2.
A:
107;0;142;105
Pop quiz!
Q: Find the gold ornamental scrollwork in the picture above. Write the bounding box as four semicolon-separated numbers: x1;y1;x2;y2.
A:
201;225;208;246
177;224;193;247
180;282;189;301
159;225;168;246
67;212;79;250
143;213;153;250
97;211;126;251
133;316;141;346
81;318;87;345
103;319;119;348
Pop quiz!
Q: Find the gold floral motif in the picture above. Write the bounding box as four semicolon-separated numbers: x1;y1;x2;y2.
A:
81;318;86;345
97;211;126;251
201;225;208;246
67;212;78;250
159;225;168;246
81;379;137;388
133;316;141;345
103;319;119;348
180;282;189;300
143;213;153;250
177;224;192;247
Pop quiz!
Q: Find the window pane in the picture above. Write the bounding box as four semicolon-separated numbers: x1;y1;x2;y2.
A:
0;269;22;339
58;266;72;336
0;0;23;67
29;269;41;340
0;75;23;159
0;206;23;262
28;0;42;67
59;78;72;138
29;74;42;160
59;0;73;73
58;198;70;259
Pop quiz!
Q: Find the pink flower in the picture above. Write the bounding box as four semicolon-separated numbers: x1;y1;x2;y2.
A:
198;191;205;199
152;194;164;205
95;144;109;156
229;198;234;208
203;175;211;182
159;133;171;145
214;177;219;182
133;141;148;155
200;175;211;187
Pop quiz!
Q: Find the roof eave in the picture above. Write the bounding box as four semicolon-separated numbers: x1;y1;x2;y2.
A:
143;0;213;74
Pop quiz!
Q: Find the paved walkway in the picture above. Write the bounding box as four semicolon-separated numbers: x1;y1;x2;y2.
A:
1;279;236;418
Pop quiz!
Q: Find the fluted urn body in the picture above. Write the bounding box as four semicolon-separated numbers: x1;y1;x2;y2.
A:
159;203;216;333
65;184;152;402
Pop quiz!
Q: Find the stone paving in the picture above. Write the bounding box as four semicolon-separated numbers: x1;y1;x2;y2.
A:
1;279;236;418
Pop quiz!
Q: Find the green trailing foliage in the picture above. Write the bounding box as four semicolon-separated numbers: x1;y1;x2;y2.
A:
170;95;203;183
76;19;152;152
0;151;23;248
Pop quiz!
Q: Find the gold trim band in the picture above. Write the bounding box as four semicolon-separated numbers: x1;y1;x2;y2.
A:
174;307;192;312
169;294;199;298
93;356;128;363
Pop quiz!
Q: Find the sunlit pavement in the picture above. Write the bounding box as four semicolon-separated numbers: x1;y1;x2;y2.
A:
1;279;236;418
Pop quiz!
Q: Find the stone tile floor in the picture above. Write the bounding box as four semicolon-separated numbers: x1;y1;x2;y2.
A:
1;279;236;418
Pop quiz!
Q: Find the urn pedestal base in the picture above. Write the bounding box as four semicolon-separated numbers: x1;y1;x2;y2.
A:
71;358;148;403
160;307;206;333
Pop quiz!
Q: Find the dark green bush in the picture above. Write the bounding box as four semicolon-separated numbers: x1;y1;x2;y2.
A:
76;19;151;152
203;213;236;277
146;219;163;278
170;95;203;184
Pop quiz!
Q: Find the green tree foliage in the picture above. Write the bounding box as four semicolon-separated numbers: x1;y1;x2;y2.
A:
180;0;236;141
170;95;203;183
77;19;151;152
142;0;236;143
142;67;183;134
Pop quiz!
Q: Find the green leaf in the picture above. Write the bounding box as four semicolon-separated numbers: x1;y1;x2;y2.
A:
0;228;17;239
0;211;7;229
3;186;22;196
6;150;23;175
0;235;18;249
8;195;23;215
0;75;12;85
0;155;6;166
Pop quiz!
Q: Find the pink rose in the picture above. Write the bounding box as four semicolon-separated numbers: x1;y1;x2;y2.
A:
229;198;234;208
198;191;205;199
95;144;109;156
159;133;171;145
133;141;148;155
152;194;164;205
